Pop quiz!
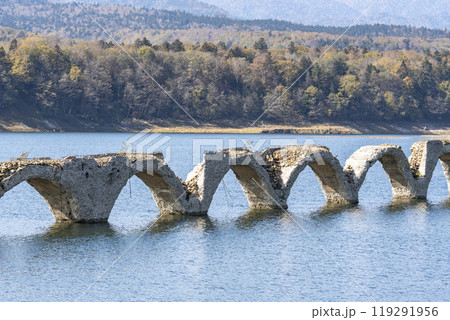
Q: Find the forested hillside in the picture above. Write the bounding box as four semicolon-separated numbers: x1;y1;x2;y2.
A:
0;0;447;43
135;29;449;52
0;36;448;130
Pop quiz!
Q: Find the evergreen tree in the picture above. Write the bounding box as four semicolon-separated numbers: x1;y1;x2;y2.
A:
418;58;435;96
160;41;170;51
217;41;228;50
398;60;409;79
199;42;217;53
134;38;143;48
331;56;348;76
288;41;296;54
142;37;152;47
170;39;185;52
9;39;18;51
253;38;268;51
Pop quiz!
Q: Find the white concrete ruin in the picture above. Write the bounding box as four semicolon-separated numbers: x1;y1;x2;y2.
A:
0;140;449;222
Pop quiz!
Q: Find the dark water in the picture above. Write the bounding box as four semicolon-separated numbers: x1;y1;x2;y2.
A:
0;133;449;301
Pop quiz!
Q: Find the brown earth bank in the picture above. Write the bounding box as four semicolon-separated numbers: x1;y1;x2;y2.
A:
1;117;450;136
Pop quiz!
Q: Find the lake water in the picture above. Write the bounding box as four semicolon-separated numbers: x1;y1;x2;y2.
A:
0;133;449;302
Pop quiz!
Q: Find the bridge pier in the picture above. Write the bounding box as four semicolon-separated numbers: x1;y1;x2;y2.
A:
440;153;450;194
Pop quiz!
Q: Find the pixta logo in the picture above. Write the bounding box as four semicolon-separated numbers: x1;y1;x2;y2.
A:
125;130;172;174
191;138;325;166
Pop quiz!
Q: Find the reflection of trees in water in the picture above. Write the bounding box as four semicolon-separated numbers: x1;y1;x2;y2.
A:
148;214;215;234
45;222;116;238
235;208;286;229
443;198;450;210
383;199;431;214
236;205;361;228
45;215;216;238
311;203;360;219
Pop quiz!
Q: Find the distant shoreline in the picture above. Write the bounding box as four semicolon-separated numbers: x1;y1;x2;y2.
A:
1;121;450;136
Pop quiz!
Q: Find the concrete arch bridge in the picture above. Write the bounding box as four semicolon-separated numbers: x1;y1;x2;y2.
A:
0;140;449;223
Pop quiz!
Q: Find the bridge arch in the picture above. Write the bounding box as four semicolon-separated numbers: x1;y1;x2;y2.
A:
344;141;450;201
185;150;283;213
0;165;75;221
261;146;358;205
344;145;421;200
133;164;191;215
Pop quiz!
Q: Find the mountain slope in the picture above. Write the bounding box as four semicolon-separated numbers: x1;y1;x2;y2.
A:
204;0;360;26
337;0;450;29
52;0;230;17
203;0;450;28
1;0;447;42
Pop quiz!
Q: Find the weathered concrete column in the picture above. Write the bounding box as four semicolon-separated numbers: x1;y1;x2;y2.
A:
439;142;450;195
56;157;131;222
408;140;445;198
